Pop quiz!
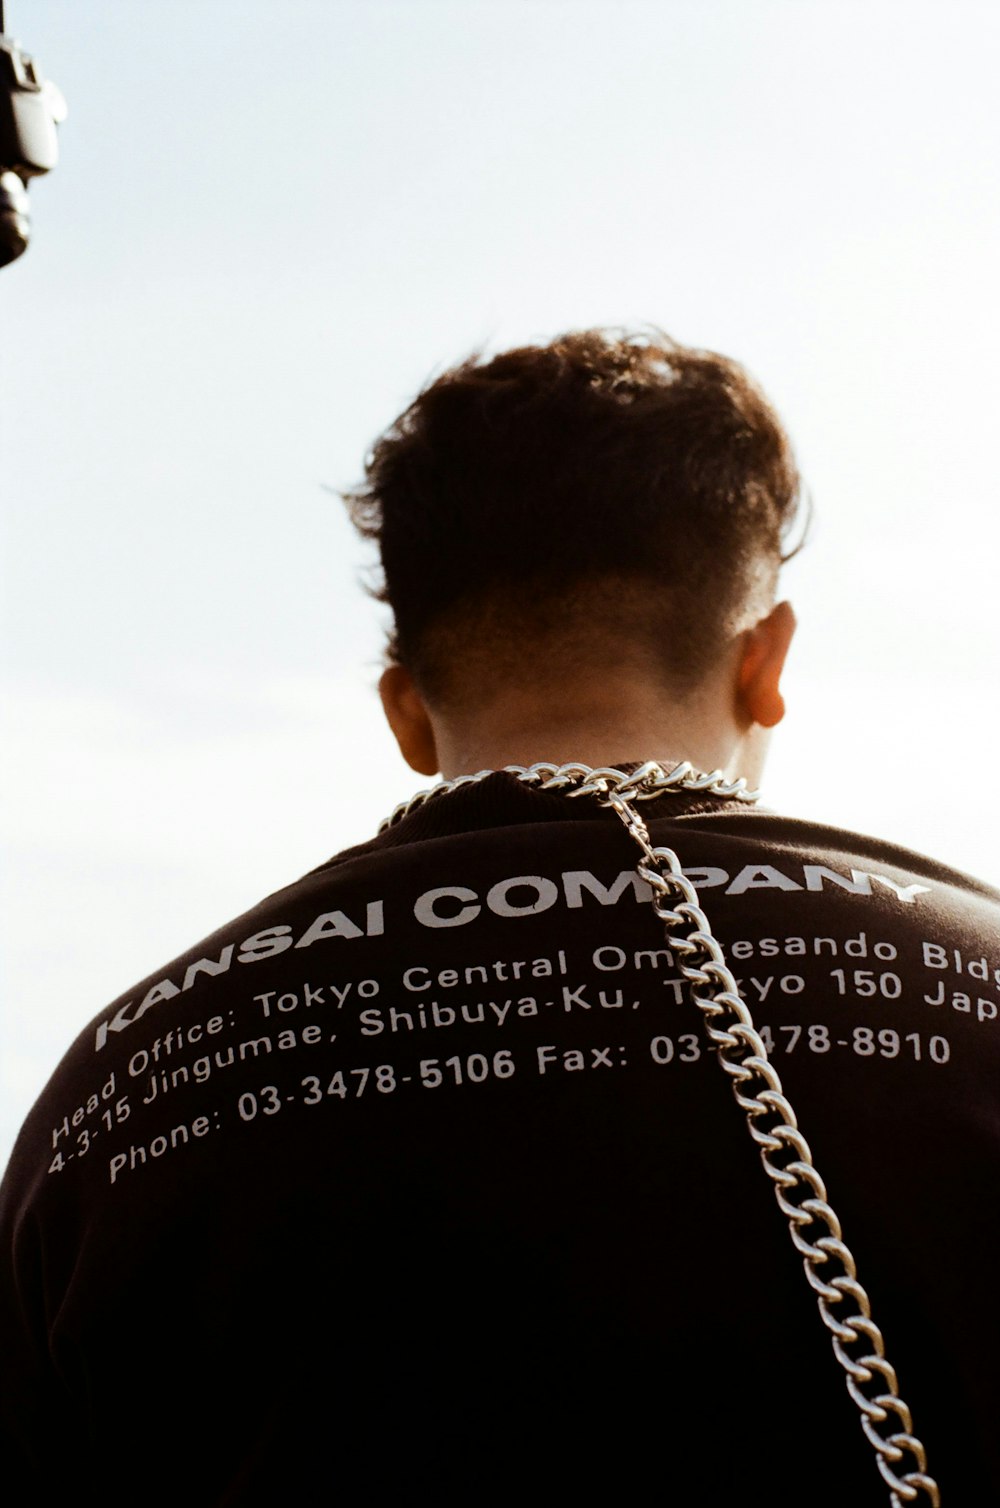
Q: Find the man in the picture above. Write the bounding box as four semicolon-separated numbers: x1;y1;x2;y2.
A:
2;329;997;1505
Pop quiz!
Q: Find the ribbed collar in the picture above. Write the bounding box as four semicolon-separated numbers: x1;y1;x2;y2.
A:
365;768;755;851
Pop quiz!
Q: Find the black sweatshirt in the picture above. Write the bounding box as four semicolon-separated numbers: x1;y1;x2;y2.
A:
2;774;998;1505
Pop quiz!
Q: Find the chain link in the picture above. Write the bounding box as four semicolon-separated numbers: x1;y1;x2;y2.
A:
379;757;759;833
380;760;940;1506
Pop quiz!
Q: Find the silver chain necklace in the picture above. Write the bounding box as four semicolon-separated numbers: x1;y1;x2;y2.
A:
381;759;940;1507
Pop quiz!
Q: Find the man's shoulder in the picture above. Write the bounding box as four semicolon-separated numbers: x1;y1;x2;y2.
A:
668;803;1000;906
8;789;997;1175
120;799;1000;1019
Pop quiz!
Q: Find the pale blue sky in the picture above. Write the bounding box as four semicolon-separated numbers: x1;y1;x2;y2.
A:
2;0;999;1162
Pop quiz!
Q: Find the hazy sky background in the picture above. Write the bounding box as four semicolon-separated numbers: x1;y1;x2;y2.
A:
2;0;998;1164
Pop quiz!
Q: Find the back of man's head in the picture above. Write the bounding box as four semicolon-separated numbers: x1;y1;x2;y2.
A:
345;327;802;710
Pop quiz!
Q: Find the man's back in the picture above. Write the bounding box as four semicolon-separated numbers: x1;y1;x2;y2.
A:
3;772;997;1503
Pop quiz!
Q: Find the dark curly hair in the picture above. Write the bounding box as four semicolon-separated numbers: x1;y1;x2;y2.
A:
344;328;803;705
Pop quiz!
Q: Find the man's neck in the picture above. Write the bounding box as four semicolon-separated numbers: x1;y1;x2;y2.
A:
430;686;769;787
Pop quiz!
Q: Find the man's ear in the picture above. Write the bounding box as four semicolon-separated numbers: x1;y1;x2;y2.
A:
379;665;439;776
736;601;797;729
